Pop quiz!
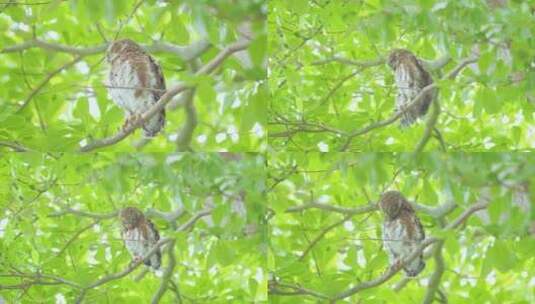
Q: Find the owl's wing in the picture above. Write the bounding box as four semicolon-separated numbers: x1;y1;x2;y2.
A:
403;213;426;276
148;55;166;101
145;219;162;270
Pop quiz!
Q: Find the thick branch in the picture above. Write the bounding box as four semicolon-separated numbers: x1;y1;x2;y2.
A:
146;207;185;223
422;241;445;304
175;88;197;152
1;38;211;60
151;240;177;304
49;205;118;219
79;40;250;152
414;98;441;153
286;200;456;219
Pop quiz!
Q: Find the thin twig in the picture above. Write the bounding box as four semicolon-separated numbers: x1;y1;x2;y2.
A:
17;55;83;112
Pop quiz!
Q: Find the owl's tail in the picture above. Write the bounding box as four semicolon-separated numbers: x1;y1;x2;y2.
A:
404;257;425;277
142;110;166;137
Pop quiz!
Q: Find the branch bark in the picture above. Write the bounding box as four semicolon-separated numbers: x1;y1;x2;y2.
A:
422;240;445;304
151;240;177;304
17;55;83;112
1;38;211;60
75;238;172;304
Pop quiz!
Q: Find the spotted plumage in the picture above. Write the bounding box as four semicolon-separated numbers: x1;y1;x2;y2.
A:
379;190;425;277
119;207;161;270
387;49;435;127
107;39;166;137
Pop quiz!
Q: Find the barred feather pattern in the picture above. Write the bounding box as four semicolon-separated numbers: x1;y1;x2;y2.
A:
107;39;166;137
380;191;426;277
388;49;435;127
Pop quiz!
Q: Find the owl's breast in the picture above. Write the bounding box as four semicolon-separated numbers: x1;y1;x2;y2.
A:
123;227;147;257
108;61;152;114
384;219;412;256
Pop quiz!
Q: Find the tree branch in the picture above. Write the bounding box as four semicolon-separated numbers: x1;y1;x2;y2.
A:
75;238;172;304
177;209;212;232
299;213;354;260
79;40;250;152
48;205;118;219
0;140;30;152
0;272;81;290
330;237;438;302
422;240;445;304
269;281;330;300
1;38;211;60
286;199;456;219
17;55;83;112
151;239;177;304
414;96;441;153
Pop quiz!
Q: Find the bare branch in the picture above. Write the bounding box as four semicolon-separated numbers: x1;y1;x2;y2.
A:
286;200;456;219
49;205;118;220
75;238;172;304
146;207;185;223
299;213;354;260
79;40;250;152
0;272;81;290
151;240;177;304
422;240;445;304
175;88;197;152
1;38;211;60
55;220;100;258
177;209;212;232
148;40;212;61
0;140;30;152
330;237;437;302
420;54;451;71
414;95;441;153
269;281;330;300
286;202;376;215
312;56;385;68
17;55;83;112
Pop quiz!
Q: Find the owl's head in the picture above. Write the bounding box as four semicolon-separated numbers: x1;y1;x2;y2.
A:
379;190;406;219
106;39;142;63
119;207;144;229
387;49;416;69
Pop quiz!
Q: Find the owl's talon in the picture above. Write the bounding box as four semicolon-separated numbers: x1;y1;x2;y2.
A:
122;117;132;130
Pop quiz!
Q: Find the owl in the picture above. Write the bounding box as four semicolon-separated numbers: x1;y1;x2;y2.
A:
387;49;435;127
107;39;166;137
379;191;425;277
119;207;161;270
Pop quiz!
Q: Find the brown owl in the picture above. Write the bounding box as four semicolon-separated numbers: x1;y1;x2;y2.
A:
119;207;161;269
387;49;435;127
107;39;166;137
379;191;425;277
